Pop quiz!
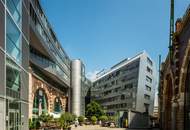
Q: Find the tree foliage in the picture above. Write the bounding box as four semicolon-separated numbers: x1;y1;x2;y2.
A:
85;101;104;119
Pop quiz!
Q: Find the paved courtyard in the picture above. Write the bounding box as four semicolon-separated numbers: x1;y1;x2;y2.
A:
71;125;160;130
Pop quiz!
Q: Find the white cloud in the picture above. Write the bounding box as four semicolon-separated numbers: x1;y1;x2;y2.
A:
86;70;100;81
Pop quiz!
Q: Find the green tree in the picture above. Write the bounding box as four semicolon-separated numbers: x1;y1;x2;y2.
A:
86;101;104;119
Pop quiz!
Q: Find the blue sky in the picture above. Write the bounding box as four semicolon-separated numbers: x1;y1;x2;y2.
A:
41;0;190;79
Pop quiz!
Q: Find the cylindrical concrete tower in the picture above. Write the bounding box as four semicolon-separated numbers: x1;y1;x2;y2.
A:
71;59;82;116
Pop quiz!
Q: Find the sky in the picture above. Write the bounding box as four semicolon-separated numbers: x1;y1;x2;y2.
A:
40;0;190;80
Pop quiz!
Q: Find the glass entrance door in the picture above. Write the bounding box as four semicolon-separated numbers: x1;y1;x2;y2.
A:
9;109;20;130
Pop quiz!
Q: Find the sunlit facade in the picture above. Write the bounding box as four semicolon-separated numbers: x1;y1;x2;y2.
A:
0;0;30;130
70;59;92;116
159;5;190;130
28;0;71;119
0;0;71;129
91;52;157;115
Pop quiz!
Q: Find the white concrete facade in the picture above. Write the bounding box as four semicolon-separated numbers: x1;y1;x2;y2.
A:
92;51;157;115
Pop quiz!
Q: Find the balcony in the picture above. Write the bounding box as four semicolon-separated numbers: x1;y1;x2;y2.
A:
29;1;70;71
30;14;70;76
30;53;70;87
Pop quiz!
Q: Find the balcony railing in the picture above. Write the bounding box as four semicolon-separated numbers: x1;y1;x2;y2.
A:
30;1;70;69
30;53;70;85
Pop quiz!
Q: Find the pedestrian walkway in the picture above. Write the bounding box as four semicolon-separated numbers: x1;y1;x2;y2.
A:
71;125;160;130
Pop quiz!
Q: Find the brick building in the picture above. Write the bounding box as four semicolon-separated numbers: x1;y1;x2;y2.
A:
159;5;190;130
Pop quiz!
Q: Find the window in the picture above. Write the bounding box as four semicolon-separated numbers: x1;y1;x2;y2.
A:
111;81;115;85
144;103;150;113
146;85;151;91
144;94;150;100
54;97;62;113
6;64;20;92
147;57;153;66
146;76;152;83
147;66;153;74
6;58;21;98
6;14;21;63
124;83;133;89
33;89;48;115
6;0;21;24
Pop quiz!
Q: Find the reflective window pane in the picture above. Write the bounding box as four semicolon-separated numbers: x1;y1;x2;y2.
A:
6;0;21;24
6;60;20;92
6;14;21;63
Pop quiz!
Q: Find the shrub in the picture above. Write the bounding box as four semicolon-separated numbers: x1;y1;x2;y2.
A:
91;116;97;125
59;112;74;129
99;115;108;122
29;118;41;129
78;115;85;123
39;113;53;123
108;116;115;121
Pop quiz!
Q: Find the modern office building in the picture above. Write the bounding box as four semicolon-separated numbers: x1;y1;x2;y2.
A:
81;77;92;116
71;59;92;116
28;0;71;119
91;51;157;115
0;0;30;130
0;0;80;130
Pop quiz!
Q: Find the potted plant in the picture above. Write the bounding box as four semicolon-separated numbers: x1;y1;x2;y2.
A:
99;115;108;122
78;115;85;126
99;115;108;126
91;116;97;125
59;112;74;130
29;118;41;130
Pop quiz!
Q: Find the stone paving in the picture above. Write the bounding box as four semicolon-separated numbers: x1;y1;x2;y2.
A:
71;125;160;130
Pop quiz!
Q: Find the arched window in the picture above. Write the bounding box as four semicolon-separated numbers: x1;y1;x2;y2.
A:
54;97;62;113
33;89;48;116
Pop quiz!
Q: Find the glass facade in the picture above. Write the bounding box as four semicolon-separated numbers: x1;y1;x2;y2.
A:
6;99;21;130
6;58;21;98
6;0;21;25
6;14;21;63
3;0;29;130
29;2;70;83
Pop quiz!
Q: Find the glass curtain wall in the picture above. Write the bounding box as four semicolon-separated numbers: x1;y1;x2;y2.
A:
5;0;22;130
